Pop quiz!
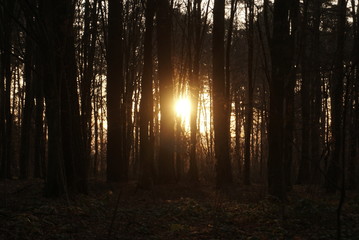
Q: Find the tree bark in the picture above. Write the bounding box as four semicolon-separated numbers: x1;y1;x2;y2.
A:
20;15;35;179
157;0;176;183
139;0;155;189
213;0;232;187
244;0;253;185
325;0;347;193
268;0;292;200
107;0;126;182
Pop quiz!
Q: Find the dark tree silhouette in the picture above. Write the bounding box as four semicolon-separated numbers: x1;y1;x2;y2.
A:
107;0;127;182
139;0;155;188
268;0;294;200
213;0;232;187
40;0;88;196
325;0;347;193
157;0;176;183
244;0;254;185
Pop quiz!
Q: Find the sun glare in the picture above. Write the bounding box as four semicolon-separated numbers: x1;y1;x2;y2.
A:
175;97;191;129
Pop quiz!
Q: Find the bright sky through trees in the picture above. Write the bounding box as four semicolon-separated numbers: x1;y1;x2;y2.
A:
175;97;191;130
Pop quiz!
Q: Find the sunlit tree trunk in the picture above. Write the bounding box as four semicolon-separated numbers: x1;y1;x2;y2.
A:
157;0;176;183
107;0;126;182
213;0;232;187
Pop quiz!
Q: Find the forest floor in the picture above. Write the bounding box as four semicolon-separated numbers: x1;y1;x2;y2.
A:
0;179;358;240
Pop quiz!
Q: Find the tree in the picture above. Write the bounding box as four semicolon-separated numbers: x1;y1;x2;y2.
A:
244;0;254;185
107;0;126;182
267;0;293;200
157;0;176;183
188;0;207;183
213;0;232;187
81;0;99;170
325;0;347;193
42;0;88;196
139;0;155;188
0;0;15;179
19;5;35;179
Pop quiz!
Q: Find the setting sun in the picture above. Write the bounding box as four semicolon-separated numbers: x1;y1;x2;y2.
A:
175;97;191;120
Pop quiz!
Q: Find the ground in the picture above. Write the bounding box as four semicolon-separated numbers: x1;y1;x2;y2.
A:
0;179;358;240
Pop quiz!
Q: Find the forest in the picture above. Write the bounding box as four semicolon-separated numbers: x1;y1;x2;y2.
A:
0;0;359;239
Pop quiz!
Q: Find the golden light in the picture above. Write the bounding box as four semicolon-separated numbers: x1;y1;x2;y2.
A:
175;96;192;131
175;97;191;119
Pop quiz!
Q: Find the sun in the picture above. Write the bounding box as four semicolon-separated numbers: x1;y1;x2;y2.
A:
175;97;191;124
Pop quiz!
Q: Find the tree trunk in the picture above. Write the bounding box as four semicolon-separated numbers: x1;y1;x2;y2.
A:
81;0;98;170
310;0;322;184
268;0;292;200
244;0;253;185
213;0;232;187
19;16;35;179
157;0;176;183
107;0;126;182
325;0;347;193
298;0;311;184
139;0;155;189
42;0;88;196
188;0;202;183
0;0;14;179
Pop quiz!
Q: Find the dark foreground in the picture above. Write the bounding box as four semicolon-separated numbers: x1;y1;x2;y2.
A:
0;180;358;240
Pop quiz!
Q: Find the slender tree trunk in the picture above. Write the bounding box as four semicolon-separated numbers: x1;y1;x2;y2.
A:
298;0;311;184
188;0;202;183
0;0;14;179
310;0;322;184
157;0;176;183
81;0;98;168
213;0;232;187
282;0;299;190
139;0;155;188
43;0;88;196
20;16;35;179
268;0;292;200
60;8;88;194
42;0;66;195
107;0;126;182
244;0;254;185
325;0;347;193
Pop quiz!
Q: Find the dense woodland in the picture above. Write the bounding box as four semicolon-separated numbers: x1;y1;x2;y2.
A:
1;0;359;239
